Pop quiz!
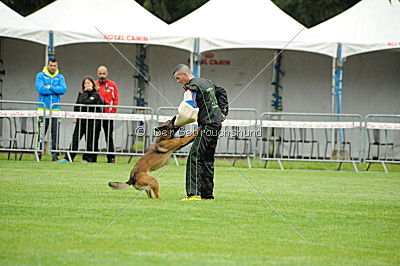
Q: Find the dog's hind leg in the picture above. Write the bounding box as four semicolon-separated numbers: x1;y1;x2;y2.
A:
136;173;161;199
145;189;152;198
151;179;161;199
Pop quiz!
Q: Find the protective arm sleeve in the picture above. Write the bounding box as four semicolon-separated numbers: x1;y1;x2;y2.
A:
174;89;199;127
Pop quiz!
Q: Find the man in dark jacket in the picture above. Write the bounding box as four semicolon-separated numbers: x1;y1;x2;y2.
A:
172;64;228;200
59;76;103;163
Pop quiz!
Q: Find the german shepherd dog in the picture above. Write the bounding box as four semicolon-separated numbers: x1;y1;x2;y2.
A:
109;120;200;199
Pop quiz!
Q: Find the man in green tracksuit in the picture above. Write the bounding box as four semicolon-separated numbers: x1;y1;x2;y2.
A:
172;64;228;200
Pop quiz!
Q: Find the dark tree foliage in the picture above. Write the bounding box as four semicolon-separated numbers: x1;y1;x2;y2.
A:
272;0;361;27
1;0;55;16
1;0;365;27
136;0;209;24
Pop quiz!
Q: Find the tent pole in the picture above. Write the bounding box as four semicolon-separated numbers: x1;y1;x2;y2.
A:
45;44;48;65
335;43;344;144
189;52;193;72
191;38;201;78
331;55;335;114
271;50;283;112
330;51;336;155
133;44;149;107
48;31;55;60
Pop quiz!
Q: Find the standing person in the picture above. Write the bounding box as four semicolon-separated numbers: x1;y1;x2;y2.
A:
35;58;67;161
96;66;118;163
172;64;228;201
58;76;103;163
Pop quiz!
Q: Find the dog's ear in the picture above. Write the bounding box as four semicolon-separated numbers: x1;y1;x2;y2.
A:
155;125;167;132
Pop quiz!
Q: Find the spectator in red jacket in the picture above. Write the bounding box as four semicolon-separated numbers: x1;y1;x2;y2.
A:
96;66;119;163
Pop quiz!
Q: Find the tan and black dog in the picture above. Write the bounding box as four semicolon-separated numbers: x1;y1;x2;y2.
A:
109;120;200;199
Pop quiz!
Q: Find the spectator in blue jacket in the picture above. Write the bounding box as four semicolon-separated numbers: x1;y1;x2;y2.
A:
35;58;67;161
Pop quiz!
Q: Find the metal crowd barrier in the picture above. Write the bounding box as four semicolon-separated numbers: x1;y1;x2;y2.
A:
364;114;400;173
259;112;363;172
50;103;154;162
217;108;258;168
157;107;258;168
1;100;399;173
0;100;46;161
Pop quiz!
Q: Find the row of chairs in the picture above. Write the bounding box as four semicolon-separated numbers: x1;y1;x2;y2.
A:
0;117;36;160
259;128;350;159
262;128;395;160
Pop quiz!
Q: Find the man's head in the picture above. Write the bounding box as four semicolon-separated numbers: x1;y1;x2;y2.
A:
173;64;194;86
97;66;108;82
47;58;58;75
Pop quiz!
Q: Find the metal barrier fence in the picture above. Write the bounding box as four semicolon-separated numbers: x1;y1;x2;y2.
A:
364;114;400;173
259;112;363;172
1;100;398;173
157;107;258;168
50;103;154;162
0;100;46;161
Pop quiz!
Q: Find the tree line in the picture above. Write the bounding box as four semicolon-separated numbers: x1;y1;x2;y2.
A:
2;0;363;28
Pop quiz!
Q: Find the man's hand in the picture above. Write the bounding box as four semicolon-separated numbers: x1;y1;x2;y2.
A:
221;114;227;122
44;85;50;89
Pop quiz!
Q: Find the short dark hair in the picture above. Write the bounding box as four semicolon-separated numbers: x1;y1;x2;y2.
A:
81;76;97;93
173;64;191;75
48;58;57;64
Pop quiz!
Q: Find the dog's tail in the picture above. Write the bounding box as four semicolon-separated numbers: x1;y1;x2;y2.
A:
108;181;130;190
108;170;137;190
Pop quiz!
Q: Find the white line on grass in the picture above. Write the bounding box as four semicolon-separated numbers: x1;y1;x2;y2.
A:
224;157;305;239
95;160;174;239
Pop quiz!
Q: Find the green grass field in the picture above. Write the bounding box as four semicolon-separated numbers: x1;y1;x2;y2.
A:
0;156;399;265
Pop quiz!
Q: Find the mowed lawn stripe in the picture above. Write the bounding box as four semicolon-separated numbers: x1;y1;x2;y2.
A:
0;160;399;265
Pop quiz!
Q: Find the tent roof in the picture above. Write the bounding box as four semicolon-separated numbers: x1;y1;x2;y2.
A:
307;0;400;57
26;0;193;51
0;2;47;45
169;0;337;56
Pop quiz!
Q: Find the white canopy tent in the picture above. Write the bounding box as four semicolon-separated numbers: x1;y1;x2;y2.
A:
169;0;337;57
0;2;48;105
307;0;400;58
26;0;193;51
2;0;398;116
168;0;399;116
168;0;338;114
20;0;194;115
304;0;400;115
170;0;400;57
0;1;47;45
